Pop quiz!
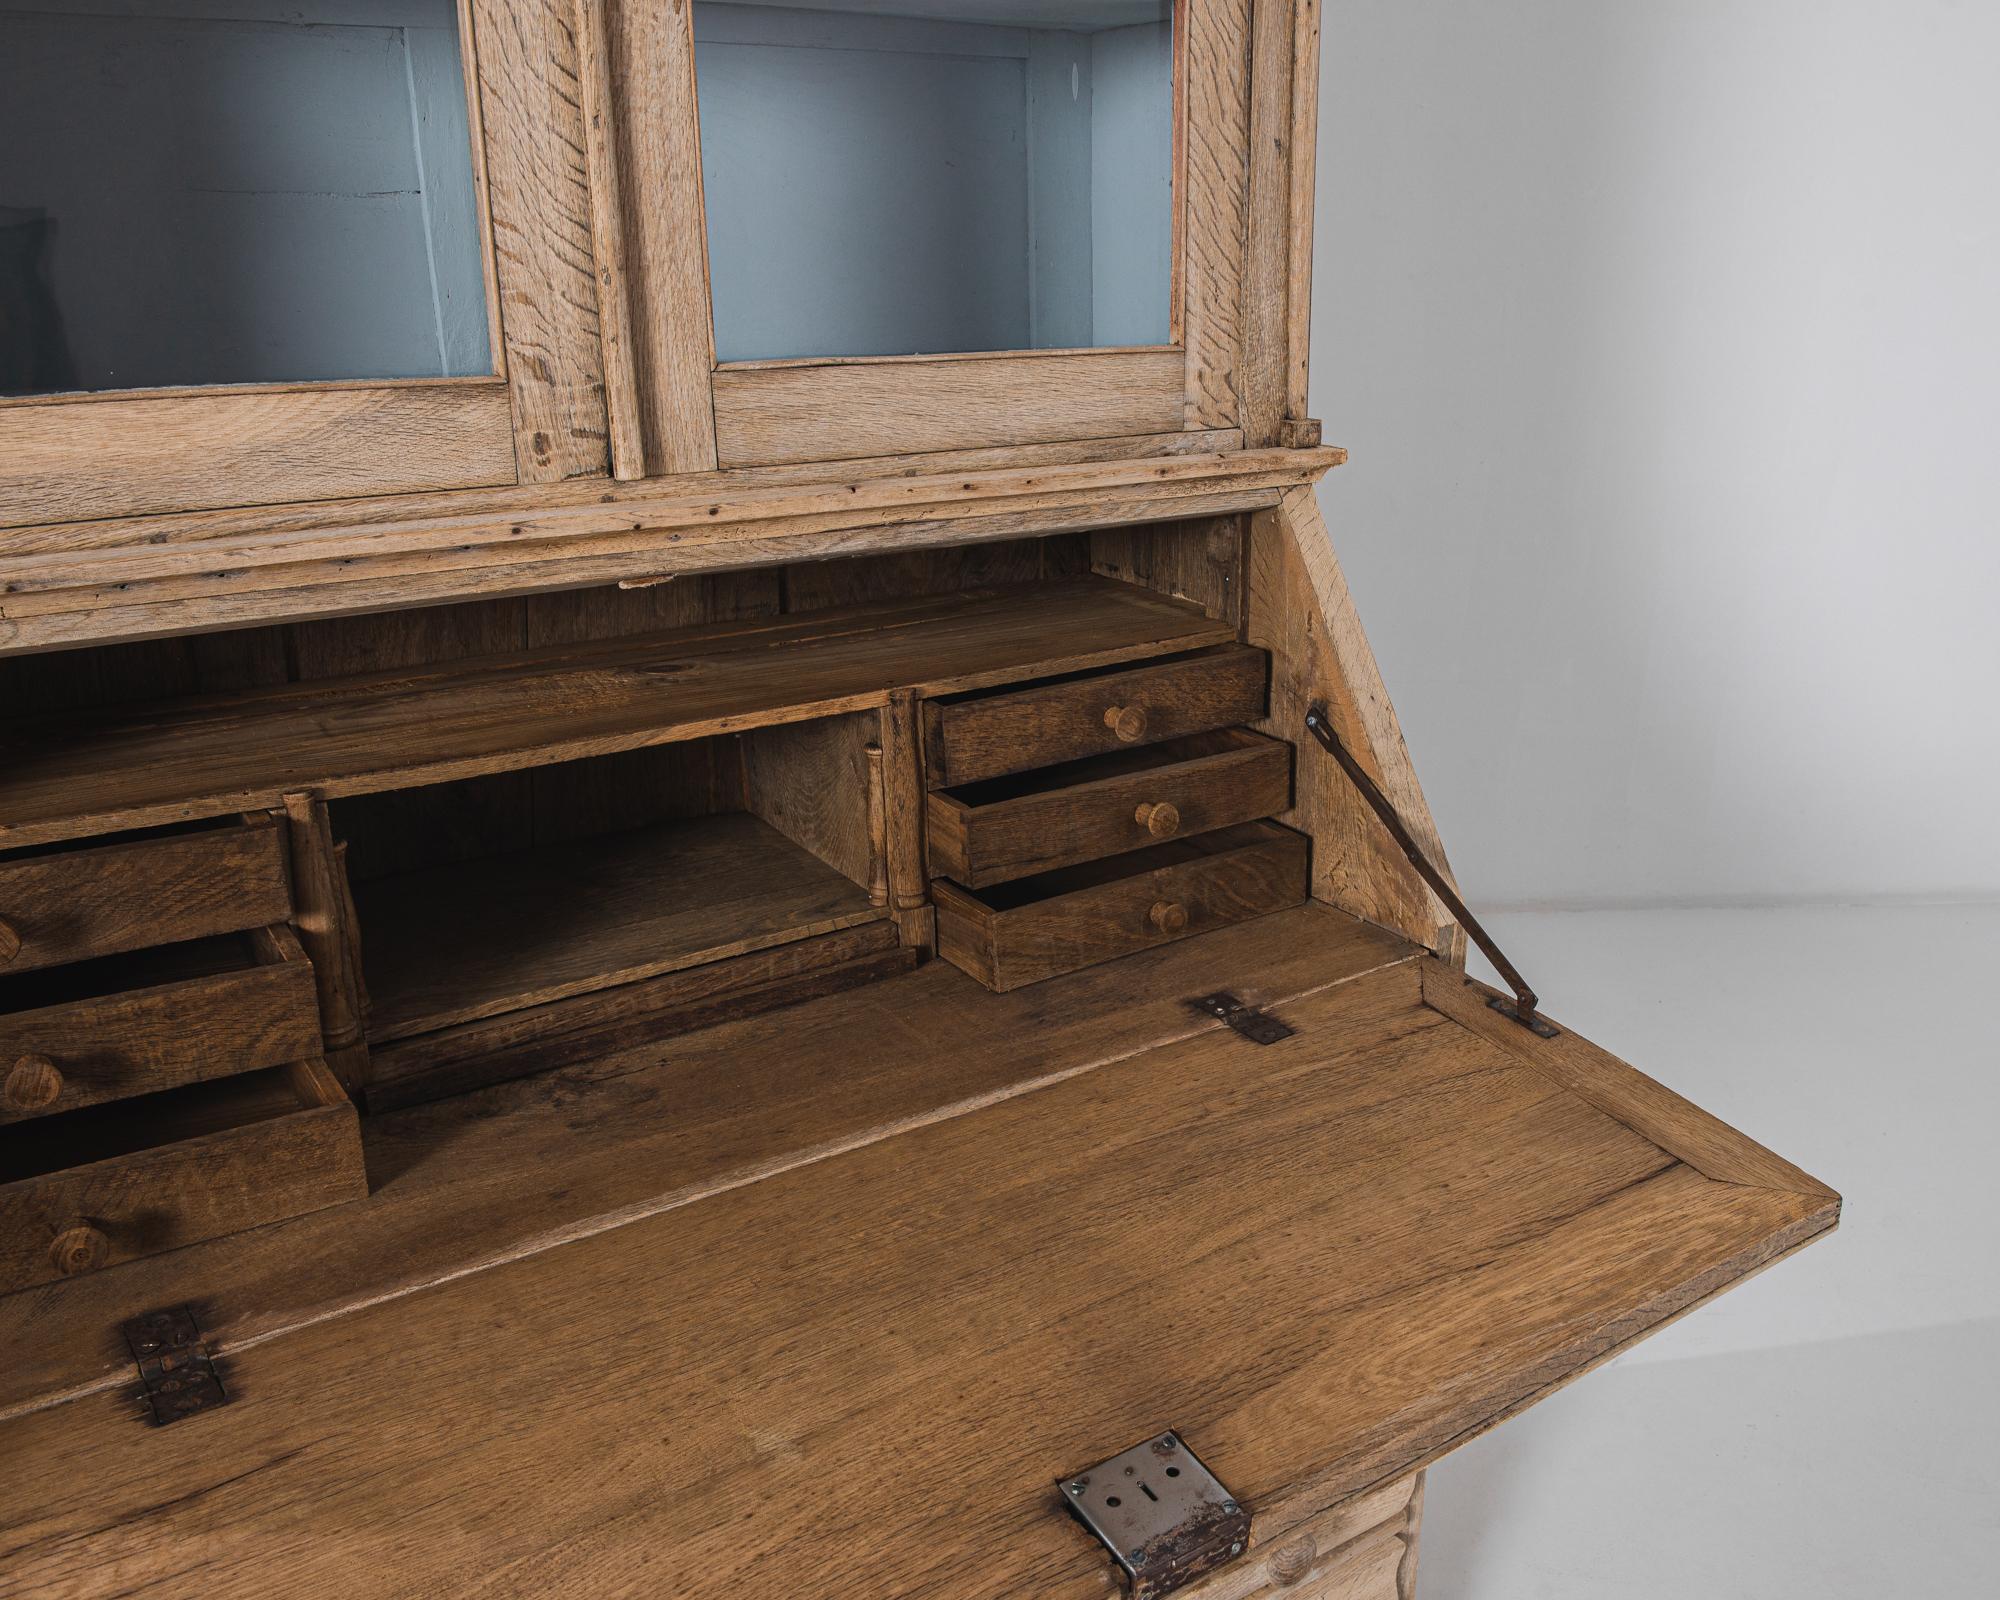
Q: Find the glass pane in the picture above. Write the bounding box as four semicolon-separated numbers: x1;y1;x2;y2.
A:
0;0;492;397
693;0;1175;363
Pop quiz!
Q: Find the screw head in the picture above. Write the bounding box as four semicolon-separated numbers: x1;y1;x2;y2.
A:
1230;1542;1243;1556
1066;1480;1085;1496
1223;1501;1240;1514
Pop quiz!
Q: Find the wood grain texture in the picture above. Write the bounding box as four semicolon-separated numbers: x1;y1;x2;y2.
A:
1182;0;1252;428
0;580;1233;850
0;382;516;528
467;0;610;479
0;930;320;1124
0;904;1417;1421
712;349;1188;467
0;818;290;974
609;0;720;474
0;1062;364;1296
1174;1476;1418;1600
283;793;372;1094
927;728;1293;887
881;688;935;950
1091;513;1249;626
740;712;877;886
0;964;1832;1595
356;813;885;1041
1247;488;1463;956
368;923;910;1109
922;643;1268;788
1241;0;1297;445
1418;959;1840;1201
1286;0;1323;423
0;445;1337;653
575;0;645;480
934;820;1309;990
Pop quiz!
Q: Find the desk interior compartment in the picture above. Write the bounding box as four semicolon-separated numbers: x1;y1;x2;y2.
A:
340;720;901;1108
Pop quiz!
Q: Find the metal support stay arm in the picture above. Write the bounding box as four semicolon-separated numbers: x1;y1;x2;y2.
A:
1303;704;1556;1038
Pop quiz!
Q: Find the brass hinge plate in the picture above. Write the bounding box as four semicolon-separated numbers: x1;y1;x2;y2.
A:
124;1305;230;1426
1060;1431;1252;1599
1188;991;1294;1046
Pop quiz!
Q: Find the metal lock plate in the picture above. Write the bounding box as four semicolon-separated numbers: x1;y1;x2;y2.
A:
1060;1431;1251;1598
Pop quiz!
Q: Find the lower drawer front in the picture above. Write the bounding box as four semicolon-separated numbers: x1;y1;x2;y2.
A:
0;1059;366;1294
1175;1474;1420;1600
928;728;1294;888
0;816;292;975
0;927;323;1124
934;821;1309;991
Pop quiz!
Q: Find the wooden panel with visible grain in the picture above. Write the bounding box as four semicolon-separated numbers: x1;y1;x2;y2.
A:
0;951;1833;1597
1182;0;1253;428
0;817;291;974
0;926;321;1125
934;820;1309;990
0;1058;364;1296
712;349;1188;468
0;905;1419;1423
466;0;610;480
368;923;913;1110
0;383;517;529
927;727;1293;888
922;643;1268;787
0;580;1233;850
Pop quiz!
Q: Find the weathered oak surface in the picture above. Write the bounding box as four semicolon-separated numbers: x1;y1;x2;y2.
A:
0;580;1232;849
0;910;1833;1598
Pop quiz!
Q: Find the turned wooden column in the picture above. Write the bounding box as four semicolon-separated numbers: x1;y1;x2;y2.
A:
879;689;935;953
282;790;371;1095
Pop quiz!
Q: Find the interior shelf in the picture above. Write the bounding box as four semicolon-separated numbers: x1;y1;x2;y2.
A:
356;813;885;1044
0;578;1233;849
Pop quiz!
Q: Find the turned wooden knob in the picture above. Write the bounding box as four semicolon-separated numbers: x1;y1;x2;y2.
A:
4;1054;63;1113
1102;704;1149;743
49;1221;110;1278
1134;800;1181;838
1148;900;1188;934
0;914;20;967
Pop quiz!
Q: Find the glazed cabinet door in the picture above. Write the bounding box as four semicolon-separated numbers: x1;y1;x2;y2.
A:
593;0;1294;474
0;0;609;525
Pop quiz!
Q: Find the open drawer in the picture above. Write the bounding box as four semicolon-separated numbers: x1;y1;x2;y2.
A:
0;1058;364;1294
0;906;1836;1597
0;926;322;1123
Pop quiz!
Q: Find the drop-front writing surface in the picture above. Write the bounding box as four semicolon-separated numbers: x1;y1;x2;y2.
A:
693;0;1176;363
0;0;492;397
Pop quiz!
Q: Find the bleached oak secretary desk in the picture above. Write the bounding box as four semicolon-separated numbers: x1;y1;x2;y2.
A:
0;2;1834;1595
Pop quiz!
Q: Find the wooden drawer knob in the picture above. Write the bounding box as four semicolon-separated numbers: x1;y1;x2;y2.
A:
49;1221;110;1278
1102;704;1149;743
0;914;20;967
1148;900;1188;934
4;1054;63;1113
1134;800;1181;838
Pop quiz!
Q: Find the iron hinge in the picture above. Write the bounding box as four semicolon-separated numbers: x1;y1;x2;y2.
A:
124;1306;231;1427
1061;1431;1252;1599
1188;991;1295;1045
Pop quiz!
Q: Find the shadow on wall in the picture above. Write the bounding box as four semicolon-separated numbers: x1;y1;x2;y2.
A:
1311;0;2000;907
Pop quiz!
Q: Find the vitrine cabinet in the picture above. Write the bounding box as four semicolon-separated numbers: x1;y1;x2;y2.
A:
0;5;1834;1598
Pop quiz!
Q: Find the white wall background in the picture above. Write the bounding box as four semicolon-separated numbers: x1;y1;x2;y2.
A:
1310;0;2000;908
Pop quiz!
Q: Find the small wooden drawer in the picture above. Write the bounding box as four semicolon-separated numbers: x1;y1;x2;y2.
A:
0;926;323;1125
927;727;1293;888
0;816;292;976
922;644;1268;787
0;1058;366;1294
934;821;1309;990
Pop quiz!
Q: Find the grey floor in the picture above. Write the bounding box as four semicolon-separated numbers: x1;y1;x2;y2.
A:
1420;904;1999;1597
